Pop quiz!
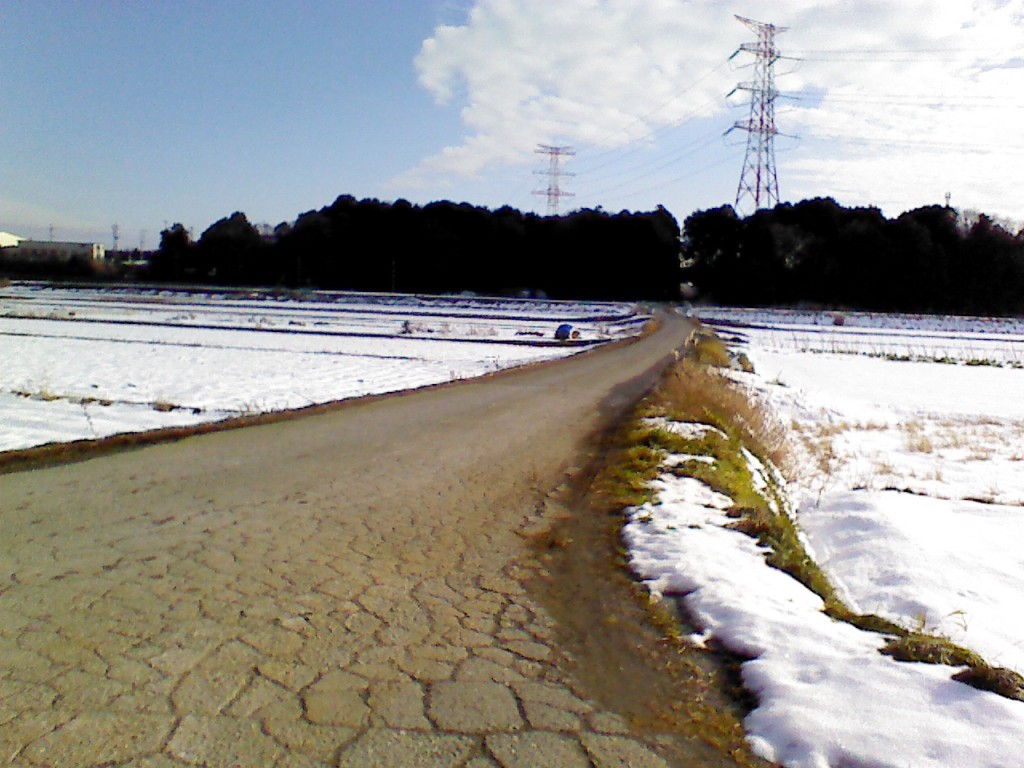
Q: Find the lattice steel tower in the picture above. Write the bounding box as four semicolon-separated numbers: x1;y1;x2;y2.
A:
533;144;575;216
730;15;786;213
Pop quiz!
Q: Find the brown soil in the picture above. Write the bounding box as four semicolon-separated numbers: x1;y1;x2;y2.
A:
525;417;772;767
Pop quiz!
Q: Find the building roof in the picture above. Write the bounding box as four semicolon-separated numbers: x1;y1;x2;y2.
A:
0;231;25;248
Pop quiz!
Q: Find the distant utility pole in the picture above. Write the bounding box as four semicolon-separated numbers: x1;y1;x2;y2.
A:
48;224;55;242
112;224;120;252
729;15;786;214
533;144;575;216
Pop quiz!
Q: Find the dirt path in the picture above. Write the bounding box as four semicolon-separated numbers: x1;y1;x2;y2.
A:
0;312;753;767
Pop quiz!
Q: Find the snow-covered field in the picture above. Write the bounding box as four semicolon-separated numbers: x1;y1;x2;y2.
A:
0;282;647;452
697;305;1024;366
627;307;1024;768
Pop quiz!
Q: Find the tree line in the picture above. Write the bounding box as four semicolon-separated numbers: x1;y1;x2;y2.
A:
148;196;683;301
8;193;1024;314
682;198;1024;315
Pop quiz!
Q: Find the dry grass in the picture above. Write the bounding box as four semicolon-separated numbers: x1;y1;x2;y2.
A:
811;437;838;476
874;459;896;475
654;359;789;475
734;351;755;373
640;335;1024;703
783;432;840;500
905;434;934;453
816;420;851;438
686;330;734;369
937;425;972;450
903;421;934;454
651;359;851;616
13;384;63;402
927;417;1024;457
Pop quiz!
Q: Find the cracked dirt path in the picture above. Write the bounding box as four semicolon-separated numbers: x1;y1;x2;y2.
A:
0;313;714;767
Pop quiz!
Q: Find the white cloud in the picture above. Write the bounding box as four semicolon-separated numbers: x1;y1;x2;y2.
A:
397;0;736;188
779;0;1024;217
398;0;1024;219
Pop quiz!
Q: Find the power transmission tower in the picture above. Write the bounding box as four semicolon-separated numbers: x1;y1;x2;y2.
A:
729;15;786;214
533;144;575;216
112;224;120;252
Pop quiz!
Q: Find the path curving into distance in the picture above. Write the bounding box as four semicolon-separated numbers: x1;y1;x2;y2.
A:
0;311;752;767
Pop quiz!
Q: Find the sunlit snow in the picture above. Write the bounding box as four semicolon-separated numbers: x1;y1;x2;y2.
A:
625;306;1024;768
0;283;647;451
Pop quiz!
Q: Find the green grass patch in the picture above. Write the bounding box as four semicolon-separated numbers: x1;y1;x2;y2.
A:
883;633;984;668
952;664;1024;701
539;412;770;765
597;439;666;508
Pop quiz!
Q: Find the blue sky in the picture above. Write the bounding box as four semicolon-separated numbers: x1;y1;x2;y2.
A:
2;1;461;245
3;1;1024;248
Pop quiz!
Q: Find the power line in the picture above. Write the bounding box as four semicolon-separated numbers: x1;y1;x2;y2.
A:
511;43;1018;216
577;121;723;186
789;47;1017;61
788;90;1024;109
579;151;743;207
508;56;779;214
574;129;726;203
571;94;725;179
572;58;732;167
728;15;787;214
808;133;1024;155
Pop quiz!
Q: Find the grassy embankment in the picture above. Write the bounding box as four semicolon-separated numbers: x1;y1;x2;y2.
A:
602;329;1024;704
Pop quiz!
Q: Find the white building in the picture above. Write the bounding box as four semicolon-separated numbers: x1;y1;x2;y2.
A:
18;241;105;260
0;231;25;248
2;239;106;262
